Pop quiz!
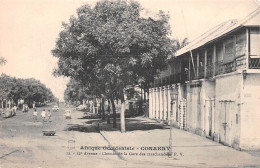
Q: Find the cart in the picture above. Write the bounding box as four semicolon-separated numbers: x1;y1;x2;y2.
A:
42;120;56;136
42;130;56;136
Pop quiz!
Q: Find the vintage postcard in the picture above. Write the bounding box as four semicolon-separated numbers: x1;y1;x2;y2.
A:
0;0;260;167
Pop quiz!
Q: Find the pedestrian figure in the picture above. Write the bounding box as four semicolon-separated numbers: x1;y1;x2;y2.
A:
33;108;37;122
47;110;52;121
12;105;17;116
13;104;17;113
22;104;25;113
41;109;46;121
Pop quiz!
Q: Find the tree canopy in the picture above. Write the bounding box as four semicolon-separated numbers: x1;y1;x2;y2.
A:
64;78;90;104
52;0;174;131
0;74;57;107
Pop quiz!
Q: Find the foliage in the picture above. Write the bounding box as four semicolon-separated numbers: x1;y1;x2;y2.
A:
52;0;174;129
64;78;89;103
0;74;57;106
173;37;189;50
52;0;173;92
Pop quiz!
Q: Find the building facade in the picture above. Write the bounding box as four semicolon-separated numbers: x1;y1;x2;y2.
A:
148;8;260;150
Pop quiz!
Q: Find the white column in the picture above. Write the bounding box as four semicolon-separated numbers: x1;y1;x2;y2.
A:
152;88;155;118
167;85;171;121
163;86;168;120
155;87;159;119
154;88;157;119
149;89;152;118
159;87;162;120
161;87;165;120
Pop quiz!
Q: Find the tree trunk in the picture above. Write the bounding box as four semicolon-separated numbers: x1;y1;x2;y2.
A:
101;97;105;120
120;99;126;133
107;99;111;124
111;98;116;128
147;89;149;117
144;89;146;102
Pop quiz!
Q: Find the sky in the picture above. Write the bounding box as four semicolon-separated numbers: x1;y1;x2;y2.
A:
0;0;259;101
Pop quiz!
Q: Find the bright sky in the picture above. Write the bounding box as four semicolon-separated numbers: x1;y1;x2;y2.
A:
0;0;259;101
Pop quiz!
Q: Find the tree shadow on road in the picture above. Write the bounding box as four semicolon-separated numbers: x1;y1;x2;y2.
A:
65;117;168;133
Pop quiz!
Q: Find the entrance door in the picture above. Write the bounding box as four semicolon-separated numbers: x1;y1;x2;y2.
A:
219;100;234;146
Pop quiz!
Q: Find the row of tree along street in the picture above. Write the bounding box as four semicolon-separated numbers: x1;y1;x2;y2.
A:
0;74;57;109
52;0;186;132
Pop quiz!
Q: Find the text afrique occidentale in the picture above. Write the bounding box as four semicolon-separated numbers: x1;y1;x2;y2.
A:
80;146;171;151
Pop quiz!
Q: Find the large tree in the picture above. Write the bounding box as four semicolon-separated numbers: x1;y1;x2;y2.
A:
52;0;173;132
0;74;57;107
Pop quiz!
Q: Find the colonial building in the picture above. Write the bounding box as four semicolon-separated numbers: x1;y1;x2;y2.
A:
148;8;260;150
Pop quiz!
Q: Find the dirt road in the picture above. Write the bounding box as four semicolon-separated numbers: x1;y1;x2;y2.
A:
0;105;128;168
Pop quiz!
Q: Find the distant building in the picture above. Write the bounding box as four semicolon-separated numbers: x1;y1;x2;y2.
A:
148;8;260;150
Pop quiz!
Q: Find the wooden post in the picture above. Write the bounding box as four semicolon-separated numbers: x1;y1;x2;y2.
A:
204;50;207;78
213;45;216;76
245;28;249;69
233;35;237;71
197;53;199;79
179;60;182;82
189;56;191;81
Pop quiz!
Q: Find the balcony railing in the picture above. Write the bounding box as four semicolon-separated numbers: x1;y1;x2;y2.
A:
249;57;260;69
153;72;188;87
216;57;246;75
153;56;251;87
206;63;214;78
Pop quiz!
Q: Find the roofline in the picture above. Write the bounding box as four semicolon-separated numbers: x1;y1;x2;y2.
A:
180;25;244;56
174;7;260;58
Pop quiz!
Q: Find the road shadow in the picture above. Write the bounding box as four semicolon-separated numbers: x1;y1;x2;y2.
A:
64;124;99;133
65;117;168;133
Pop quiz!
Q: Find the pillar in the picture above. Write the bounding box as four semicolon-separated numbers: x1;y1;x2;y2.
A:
213;45;216;76
149;88;152;118
167;85;171;122
152;88;156;118
204;50;207;78
161;86;164;120
163;86;168;120
158;87;162;119
155;87;159;119
197;53;199;78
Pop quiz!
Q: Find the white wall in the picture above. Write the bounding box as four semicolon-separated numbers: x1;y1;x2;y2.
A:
240;73;260;149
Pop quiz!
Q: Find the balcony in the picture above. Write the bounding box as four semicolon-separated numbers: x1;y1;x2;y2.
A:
216;57;247;75
154;55;251;87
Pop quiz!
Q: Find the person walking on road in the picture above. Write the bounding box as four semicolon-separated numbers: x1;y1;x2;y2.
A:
47;110;52;121
41;109;46;122
13;104;17;115
33;108;37;122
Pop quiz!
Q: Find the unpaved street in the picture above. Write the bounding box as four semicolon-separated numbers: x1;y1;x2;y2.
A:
1;104;260;168
0;105;127;168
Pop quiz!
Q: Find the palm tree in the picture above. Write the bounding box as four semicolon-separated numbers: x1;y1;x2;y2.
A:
0;57;7;76
174;37;189;50
0;57;7;66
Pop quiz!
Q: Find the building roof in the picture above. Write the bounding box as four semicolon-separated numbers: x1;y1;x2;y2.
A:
175;7;260;57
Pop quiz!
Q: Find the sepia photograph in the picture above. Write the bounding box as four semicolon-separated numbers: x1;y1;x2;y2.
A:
0;0;260;167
